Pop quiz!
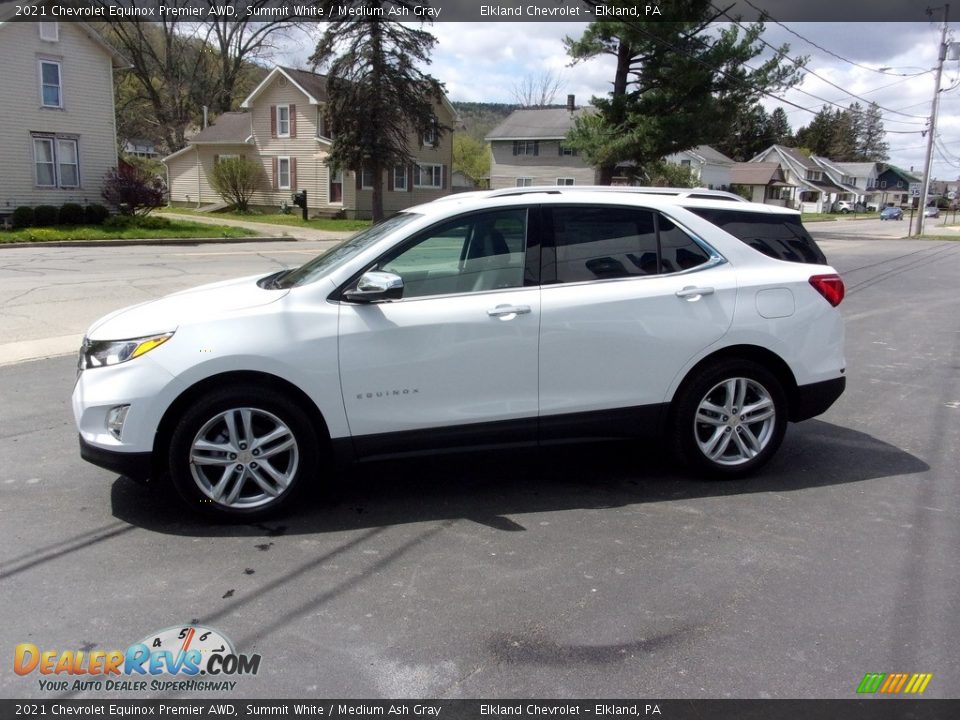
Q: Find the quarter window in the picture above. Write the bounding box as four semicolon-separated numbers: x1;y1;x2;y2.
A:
688;208;826;265
40;60;62;108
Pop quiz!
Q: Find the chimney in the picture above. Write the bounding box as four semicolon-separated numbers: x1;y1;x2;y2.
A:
567;94;575;113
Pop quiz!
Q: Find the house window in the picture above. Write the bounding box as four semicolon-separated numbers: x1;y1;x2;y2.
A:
216;154;239;164
33;136;78;188
58;139;79;187
512;140;539;156
329;168;343;203
559;144;578;157
414;163;442;189
423;124;437;146
393;166;407;191
680;159;692;167
806;170;822;181
277;105;290;137
516;177;533;187
39;60;62;108
39;23;59;42
361;168;375;189
278;157;291;189
880;180;887;188
556;178;575;186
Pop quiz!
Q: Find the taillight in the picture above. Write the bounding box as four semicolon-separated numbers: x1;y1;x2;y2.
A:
809;274;845;307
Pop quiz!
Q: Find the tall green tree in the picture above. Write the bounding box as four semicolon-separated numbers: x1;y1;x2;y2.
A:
564;0;803;183
858;102;889;161
794;106;834;156
769;107;793;145
453;134;490;186
311;3;446;221
716;103;775;161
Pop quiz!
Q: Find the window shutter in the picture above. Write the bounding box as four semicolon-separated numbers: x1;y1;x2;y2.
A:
291;157;297;189
272;157;278;190
512;141;518;156
533;141;540;157
408;164;414;192
214;154;220;165
356;170;362;190
442;164;447;190
270;106;277;138
387;168;394;192
289;104;297;138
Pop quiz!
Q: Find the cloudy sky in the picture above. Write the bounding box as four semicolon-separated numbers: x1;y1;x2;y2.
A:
281;21;960;179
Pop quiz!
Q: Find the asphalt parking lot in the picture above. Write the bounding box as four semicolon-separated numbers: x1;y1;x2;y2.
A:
1;235;958;699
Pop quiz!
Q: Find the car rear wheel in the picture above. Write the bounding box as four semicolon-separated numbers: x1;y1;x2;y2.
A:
671;359;787;477
168;386;318;520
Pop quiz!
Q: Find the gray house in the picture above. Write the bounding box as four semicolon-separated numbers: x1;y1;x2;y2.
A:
486;106;597;189
0;19;126;216
751;145;847;213
664;145;735;189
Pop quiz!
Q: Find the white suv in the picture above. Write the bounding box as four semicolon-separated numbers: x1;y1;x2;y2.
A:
73;192;846;520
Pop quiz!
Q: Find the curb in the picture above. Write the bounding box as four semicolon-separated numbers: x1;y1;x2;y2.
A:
0;236;299;249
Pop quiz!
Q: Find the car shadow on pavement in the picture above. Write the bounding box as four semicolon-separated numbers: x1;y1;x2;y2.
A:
110;419;929;538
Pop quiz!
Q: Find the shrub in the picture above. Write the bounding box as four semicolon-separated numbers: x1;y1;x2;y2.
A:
12;206;34;228
59;203;85;225
84;203;110;225
34;205;59;226
103;215;172;231
23;228;60;242
103;215;133;229
209;156;264;212
102;162;166;215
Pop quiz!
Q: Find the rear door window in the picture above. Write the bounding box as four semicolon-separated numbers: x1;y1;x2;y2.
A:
688;208;827;264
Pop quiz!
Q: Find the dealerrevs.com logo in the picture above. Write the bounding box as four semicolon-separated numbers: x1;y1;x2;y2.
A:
14;625;260;693
856;672;933;695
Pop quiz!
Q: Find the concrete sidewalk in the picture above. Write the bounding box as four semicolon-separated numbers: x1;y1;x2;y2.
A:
159;211;356;242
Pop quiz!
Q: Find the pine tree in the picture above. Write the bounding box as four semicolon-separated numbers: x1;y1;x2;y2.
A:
564;0;802;183
794;106;833;156
858;102;889;161
310;3;446;221
769;107;793;145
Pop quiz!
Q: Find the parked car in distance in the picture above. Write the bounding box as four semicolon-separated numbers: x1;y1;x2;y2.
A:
923;205;940;218
880;206;904;221
833;200;855;213
73;190;846;520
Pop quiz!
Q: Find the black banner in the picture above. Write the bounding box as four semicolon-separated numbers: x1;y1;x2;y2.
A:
0;0;945;23
2;700;960;719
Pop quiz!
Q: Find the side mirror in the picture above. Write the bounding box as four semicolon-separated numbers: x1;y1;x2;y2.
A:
343;271;404;303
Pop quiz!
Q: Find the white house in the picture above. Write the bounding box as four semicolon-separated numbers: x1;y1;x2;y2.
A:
163;66;457;219
0;19;126;217
664;145;735;189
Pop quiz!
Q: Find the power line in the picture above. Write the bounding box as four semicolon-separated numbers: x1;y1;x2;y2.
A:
712;3;931;121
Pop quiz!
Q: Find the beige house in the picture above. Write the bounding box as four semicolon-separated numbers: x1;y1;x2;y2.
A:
486;106;598;189
0;19;125;217
164;66;456;219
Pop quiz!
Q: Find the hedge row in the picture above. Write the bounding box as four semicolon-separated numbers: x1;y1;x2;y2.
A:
10;203;110;229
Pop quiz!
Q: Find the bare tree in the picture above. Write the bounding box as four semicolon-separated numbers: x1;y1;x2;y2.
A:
510;70;564;107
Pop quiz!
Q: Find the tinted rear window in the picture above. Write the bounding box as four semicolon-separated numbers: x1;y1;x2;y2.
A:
689;208;827;264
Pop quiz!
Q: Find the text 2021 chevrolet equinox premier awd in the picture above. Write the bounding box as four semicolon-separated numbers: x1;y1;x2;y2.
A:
74;190;845;520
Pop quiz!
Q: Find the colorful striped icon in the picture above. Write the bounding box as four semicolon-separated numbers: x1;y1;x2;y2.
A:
857;672;933;694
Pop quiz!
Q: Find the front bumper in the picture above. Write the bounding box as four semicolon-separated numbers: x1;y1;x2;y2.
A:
79;434;153;482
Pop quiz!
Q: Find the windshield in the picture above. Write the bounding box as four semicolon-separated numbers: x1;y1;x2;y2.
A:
276;212;422;288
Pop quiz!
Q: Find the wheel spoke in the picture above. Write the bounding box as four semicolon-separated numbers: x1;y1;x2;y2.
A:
248;466;279;497
260;435;295;459
740;425;762;455
194;438;233;454
224;468;247;505
723;380;738;413
223;411;242;449
252;425;288;452
741;398;774;423
731;430;754;459
257;458;290;488
210;466;236;502
733;378;748;412
191;451;234;467
240;408;255;446
709;431;733;460
702;427;727;458
696;409;725;426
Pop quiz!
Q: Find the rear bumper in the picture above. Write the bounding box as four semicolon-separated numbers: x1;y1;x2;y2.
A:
79;434;153;482
790;376;845;422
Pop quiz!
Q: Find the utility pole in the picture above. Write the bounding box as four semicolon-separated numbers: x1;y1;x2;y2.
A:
917;4;950;237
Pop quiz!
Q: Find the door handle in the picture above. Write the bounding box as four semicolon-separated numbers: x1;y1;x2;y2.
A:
675;286;715;299
487;304;532;318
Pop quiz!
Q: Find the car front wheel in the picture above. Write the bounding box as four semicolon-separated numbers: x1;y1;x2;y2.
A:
671;360;787;477
168;386;318;520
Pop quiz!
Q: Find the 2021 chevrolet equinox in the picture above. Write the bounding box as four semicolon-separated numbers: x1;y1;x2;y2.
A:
74;189;845;520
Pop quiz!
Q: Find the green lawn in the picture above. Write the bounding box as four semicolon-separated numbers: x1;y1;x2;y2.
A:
800;213;839;223
161;207;370;232
0;220;257;243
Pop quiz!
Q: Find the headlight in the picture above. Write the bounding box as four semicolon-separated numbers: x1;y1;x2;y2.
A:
79;332;174;370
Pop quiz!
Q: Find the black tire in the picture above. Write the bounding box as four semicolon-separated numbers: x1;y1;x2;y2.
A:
168;385;319;520
670;359;787;478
